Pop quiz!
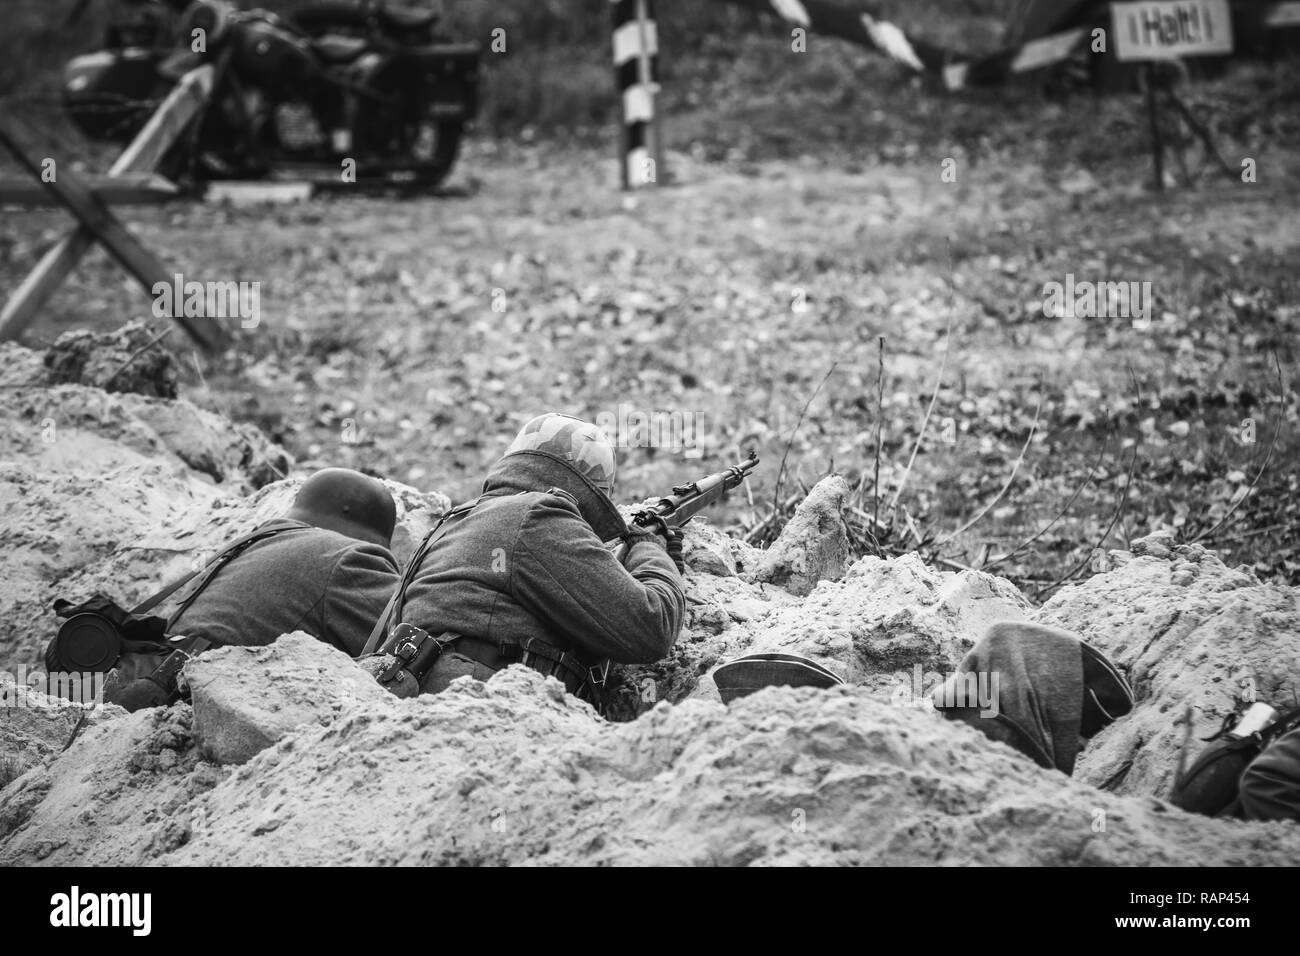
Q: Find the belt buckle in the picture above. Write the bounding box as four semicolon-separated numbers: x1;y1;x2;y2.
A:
389;622;429;664
380;623;430;684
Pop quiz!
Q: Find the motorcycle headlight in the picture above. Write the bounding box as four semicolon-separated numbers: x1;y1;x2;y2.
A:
179;0;234;47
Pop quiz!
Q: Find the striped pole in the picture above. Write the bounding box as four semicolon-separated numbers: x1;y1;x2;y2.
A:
611;0;662;189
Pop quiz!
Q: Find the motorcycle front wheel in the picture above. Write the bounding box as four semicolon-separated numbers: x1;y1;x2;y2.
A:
351;102;463;193
400;118;463;192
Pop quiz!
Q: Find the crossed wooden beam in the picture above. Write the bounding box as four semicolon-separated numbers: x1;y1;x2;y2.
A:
0;65;229;353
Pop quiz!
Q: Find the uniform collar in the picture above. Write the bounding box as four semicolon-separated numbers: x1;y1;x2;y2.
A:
482;450;627;540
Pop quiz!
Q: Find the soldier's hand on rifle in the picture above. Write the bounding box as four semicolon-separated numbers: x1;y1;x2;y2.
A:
662;526;685;575
615;453;756;573
627;515;685;575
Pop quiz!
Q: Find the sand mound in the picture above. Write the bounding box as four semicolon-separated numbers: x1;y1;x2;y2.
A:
4;635;1298;867
3;364;1299;865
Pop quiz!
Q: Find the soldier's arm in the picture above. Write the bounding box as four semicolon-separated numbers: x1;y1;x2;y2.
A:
1240;726;1300;823
321;543;401;657
510;499;685;664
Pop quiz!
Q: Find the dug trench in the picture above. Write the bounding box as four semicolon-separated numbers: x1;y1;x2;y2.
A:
2;333;1298;865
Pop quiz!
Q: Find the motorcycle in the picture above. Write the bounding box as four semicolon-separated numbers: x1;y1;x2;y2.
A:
62;0;480;191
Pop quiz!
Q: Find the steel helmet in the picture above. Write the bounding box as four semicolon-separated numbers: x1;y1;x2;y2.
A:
287;468;396;548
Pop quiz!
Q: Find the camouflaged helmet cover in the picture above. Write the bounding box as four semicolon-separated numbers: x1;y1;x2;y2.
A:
505;414;617;494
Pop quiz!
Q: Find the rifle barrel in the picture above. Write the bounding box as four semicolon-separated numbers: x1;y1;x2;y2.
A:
633;451;758;527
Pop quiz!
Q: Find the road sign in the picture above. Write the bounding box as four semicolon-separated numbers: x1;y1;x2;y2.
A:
1112;0;1234;61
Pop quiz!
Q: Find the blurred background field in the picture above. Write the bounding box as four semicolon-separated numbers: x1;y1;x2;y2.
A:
1;1;1014;114
2;0;1298;595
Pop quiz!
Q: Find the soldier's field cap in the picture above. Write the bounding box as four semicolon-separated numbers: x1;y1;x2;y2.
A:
713;652;845;705
288;468;397;548
505;413;617;494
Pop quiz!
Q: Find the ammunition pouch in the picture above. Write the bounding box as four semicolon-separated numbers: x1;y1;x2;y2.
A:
371;623;456;698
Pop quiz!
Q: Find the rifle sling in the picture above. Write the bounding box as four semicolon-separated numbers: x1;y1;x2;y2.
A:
361;500;481;657
132;525;303;621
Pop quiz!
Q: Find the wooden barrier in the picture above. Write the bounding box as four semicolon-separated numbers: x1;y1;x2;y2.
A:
0;64;227;352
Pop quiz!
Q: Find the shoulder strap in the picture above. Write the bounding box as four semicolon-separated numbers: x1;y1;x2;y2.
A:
130;569;206;617
360;500;480;657
132;524;301;620
361;577;410;659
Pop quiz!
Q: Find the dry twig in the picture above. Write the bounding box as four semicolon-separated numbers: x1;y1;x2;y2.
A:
1194;350;1286;545
770;362;838;517
983;428;1110;571
935;380;1044;547
887;238;958;515
1035;442;1140;601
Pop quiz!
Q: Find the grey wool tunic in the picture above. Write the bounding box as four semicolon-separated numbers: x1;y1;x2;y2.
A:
168;518;400;657
399;450;686;671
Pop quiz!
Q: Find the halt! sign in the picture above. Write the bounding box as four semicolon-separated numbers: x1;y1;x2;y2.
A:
1112;0;1234;61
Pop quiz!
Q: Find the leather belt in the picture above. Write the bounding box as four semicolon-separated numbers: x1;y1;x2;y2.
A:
446;634;508;672
439;633;607;711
